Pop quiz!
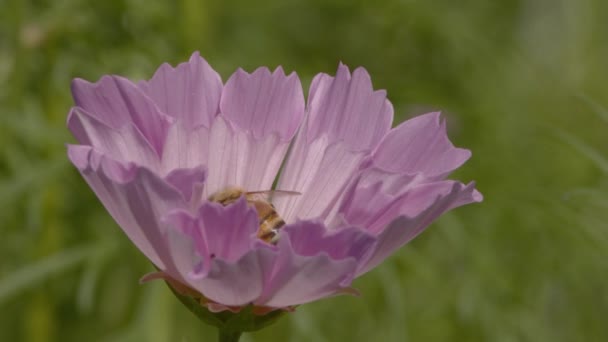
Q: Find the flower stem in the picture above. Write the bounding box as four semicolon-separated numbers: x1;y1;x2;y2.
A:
218;328;242;342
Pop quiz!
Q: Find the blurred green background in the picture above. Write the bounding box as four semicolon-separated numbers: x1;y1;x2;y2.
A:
1;0;607;341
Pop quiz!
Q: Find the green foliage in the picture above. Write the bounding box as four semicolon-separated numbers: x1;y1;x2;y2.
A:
1;0;607;340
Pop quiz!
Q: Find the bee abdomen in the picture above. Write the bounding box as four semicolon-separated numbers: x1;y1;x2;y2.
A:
258;211;285;242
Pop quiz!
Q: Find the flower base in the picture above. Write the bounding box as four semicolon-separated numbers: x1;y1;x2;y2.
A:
165;279;288;341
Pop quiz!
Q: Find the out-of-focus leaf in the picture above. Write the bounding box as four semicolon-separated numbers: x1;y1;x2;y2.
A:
0;158;68;209
553;128;608;173
0;243;113;305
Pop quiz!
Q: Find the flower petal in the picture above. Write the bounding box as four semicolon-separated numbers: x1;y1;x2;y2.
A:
256;221;373;307
372;112;471;179
275;137;367;223
190;247;277;307
204;67;304;196
256;253;354;307
138;52;222;128
67;145;189;270
276;64;393;223
345;175;482;235
163;200;277;307
161;229;200;286
220;67;305;141
281;221;376;263
306;64;393;151
322;167;426;229
71;75;172;155
160;121;210;173
67;107;161;171
204;116;289;196
165;198;259;269
164;166;207;202
355;181;482;275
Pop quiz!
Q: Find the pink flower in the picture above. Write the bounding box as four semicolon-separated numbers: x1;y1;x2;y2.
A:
67;52;482;313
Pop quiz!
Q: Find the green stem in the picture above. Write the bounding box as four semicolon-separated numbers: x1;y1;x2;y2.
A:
218;328;242;342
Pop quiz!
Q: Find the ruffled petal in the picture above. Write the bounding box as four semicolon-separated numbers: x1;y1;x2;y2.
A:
165;198;259;272
372;112;471;180
200;67;304;195
138;52;222;128
306;64;393;151
164;166;207;203
324;112;477;231
220;67;305;141
67;107;161;171
161;223;200;286
275;138;367;223
71;75;172;155
256;221;375;307
204;116;289;197
163;199;277;306
67;145;192;270
322;167;427;229
276;64;393;223
190;247;277;307
355;181;482;275
342;173;482;235
282;221;376;262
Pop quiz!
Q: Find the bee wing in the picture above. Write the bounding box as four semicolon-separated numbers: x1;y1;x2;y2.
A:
245;190;301;201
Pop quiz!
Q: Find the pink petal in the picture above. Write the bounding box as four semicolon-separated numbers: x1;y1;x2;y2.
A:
256;221;374;307
322;168;423;229
204;116;289;196
347;177;481;235
164;166;207;202
165;198;259;269
160;122;210;173
306;64;393;151
275;138;367;223
348;167;423;196
161;229;200;286
138;52;223;128
67;145;190;270
326;174;400;231
276;64;393;223
163;199;278;306
71;75;172;155
257;254;356;308
372;112;472;179
356;181;482;276
220;67;305;141
67;107;161;171
281;221;376;262
190;247;277;307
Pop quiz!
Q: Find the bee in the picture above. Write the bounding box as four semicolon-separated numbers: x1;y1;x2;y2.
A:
209;187;300;243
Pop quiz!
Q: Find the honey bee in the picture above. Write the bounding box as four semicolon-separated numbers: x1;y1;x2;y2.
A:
209;187;300;243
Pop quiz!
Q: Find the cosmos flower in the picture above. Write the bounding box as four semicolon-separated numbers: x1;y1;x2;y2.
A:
67;52;482;313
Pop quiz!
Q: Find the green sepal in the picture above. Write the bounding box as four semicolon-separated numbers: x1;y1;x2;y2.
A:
167;282;287;333
223;306;286;332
